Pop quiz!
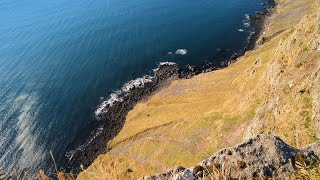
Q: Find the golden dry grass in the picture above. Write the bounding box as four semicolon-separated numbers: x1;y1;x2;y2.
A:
291;153;320;180
3;150;76;180
78;0;320;179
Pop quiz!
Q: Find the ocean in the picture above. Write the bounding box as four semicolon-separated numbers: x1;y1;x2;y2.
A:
0;0;268;172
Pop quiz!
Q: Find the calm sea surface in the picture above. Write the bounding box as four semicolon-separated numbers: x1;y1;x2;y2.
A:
0;0;266;171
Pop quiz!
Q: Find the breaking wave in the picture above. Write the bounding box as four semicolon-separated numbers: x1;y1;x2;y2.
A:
159;62;176;66
175;49;188;55
95;76;153;116
95;62;176;117
243;14;251;28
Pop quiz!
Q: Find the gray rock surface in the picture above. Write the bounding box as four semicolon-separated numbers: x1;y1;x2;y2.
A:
300;141;320;157
142;135;320;180
171;169;195;180
201;135;298;179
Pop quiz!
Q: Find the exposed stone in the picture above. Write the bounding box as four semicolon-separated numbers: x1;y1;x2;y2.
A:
186;65;201;76
202;135;299;179
172;169;195;180
300;141;320;158
172;166;186;175
144;135;320;179
192;165;204;178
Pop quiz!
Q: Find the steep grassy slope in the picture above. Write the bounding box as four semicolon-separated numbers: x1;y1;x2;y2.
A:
78;0;320;179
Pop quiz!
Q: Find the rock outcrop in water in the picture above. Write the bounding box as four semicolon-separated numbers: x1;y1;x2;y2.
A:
142;135;320;180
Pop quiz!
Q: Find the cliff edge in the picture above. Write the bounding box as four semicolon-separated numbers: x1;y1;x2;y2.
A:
78;0;320;179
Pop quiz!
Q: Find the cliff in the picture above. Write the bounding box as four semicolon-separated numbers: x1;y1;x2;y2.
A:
78;0;320;179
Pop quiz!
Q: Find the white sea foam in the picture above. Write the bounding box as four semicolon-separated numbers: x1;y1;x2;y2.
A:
95;92;122;116
121;75;153;92
95;61;178;117
15;95;45;170
66;125;104;161
243;14;251;28
95;75;154;117
159;62;176;66
0;94;46;171
246;30;256;42
243;22;250;27
152;62;176;72
238;29;244;32
175;49;188;55
245;14;250;20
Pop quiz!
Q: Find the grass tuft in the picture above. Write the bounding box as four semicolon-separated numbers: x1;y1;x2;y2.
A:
2;150;76;180
291;153;320;179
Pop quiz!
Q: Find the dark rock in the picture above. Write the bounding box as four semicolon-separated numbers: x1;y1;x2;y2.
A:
256;11;265;15
64;62;180;174
255;15;263;19
186;64;201;73
192;165;204;175
184;64;202;78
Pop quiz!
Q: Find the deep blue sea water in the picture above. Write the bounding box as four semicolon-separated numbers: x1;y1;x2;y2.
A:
0;0;267;172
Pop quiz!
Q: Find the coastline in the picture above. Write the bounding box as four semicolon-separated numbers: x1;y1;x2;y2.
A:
65;0;277;174
78;0;320;178
65;62;181;173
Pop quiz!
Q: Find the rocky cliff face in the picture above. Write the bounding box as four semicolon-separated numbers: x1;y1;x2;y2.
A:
143;135;320;179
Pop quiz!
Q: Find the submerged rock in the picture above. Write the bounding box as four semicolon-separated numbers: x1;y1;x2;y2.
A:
142;135;320;179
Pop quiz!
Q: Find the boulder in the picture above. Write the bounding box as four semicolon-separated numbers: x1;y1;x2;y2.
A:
201;135;298;179
143;135;320;179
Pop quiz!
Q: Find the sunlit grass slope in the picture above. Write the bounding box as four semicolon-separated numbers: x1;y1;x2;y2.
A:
78;0;320;179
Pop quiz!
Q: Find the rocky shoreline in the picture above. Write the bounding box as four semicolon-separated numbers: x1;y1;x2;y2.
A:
64;62;180;173
64;0;277;174
182;0;276;77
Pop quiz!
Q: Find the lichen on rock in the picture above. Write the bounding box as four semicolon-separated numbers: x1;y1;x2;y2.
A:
143;135;320;179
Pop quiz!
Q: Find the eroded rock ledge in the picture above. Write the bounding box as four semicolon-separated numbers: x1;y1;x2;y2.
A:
142;135;320;179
